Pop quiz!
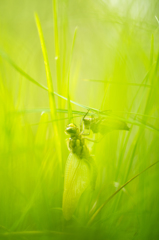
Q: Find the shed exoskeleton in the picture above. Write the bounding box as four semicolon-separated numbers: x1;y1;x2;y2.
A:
82;110;129;138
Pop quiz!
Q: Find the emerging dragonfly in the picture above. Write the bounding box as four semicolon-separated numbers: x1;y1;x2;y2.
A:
62;121;97;220
62;110;129;220
82;110;129;141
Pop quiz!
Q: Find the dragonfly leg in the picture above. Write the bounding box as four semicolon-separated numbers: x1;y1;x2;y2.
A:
80;109;90;133
81;128;91;136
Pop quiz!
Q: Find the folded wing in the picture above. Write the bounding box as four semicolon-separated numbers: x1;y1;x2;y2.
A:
62;153;90;220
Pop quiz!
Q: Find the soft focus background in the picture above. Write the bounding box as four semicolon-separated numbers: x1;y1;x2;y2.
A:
0;0;159;239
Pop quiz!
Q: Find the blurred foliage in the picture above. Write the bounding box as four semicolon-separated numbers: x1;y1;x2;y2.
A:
0;0;159;239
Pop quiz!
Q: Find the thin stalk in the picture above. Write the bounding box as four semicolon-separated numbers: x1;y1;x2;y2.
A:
67;27;78;123
35;13;56;120
0;230;73;237
53;0;61;97
87;160;159;226
35;13;62;169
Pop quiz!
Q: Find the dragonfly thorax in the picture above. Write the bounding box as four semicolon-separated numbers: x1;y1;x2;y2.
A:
65;123;90;159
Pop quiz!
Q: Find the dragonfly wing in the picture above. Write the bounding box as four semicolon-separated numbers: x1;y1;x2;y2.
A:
84;155;97;190
62;153;90;220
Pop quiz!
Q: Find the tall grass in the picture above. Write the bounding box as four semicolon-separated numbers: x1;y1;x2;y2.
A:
0;0;159;239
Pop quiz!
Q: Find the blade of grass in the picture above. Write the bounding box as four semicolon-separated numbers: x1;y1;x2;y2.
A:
35;13;56;120
67;27;78;123
0;49;158;132
84;79;152;87
100;81;110;110
128;61;156;113
113;52;159;213
112;111;159;121
143;53;159;115
53;0;61;96
31;116;81;126
114;60;157;182
0;230;73;237
35;13;62;169
0;49;94;111
150;34;154;66
0;48;48;91
15;108;88;115
87;160;159;226
14;107;159;132
15;108;159;121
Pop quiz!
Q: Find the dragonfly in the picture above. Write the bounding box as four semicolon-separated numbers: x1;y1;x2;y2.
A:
62;122;97;220
62;110;129;220
82;110;129;141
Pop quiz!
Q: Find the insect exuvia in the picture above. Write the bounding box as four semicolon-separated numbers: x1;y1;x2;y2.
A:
82;110;129;137
62;121;97;220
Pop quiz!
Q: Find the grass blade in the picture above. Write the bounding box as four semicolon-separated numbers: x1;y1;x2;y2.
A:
0;230;73;237
0;48;48;91
35;13;62;169
84;79;152;87
53;0;61;96
35;13;56;120
150;34;154;66
67;27;78;123
87;160;159;226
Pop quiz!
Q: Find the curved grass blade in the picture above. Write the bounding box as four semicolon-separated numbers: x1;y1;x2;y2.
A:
14;107;159;132
0;48;48;91
87;160;159;226
35;13;56;120
67;27;78;123
0;48;95;111
84;79;152;88
30;116;81;126
112;110;159;121
53;0;61;96
16;107;159;122
62;153;90;220
0;49;158;132
0;49;106;113
15;108;88;116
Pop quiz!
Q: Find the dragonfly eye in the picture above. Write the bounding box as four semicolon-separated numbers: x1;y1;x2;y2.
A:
65;124;78;135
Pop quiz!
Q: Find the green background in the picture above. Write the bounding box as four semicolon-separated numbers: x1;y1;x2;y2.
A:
0;0;159;239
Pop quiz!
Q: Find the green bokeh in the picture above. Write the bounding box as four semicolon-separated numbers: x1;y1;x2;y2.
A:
0;0;159;239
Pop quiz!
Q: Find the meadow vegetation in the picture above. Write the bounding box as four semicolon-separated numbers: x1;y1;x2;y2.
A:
0;0;159;239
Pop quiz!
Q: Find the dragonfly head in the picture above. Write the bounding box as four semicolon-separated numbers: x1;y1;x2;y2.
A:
65;123;79;136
